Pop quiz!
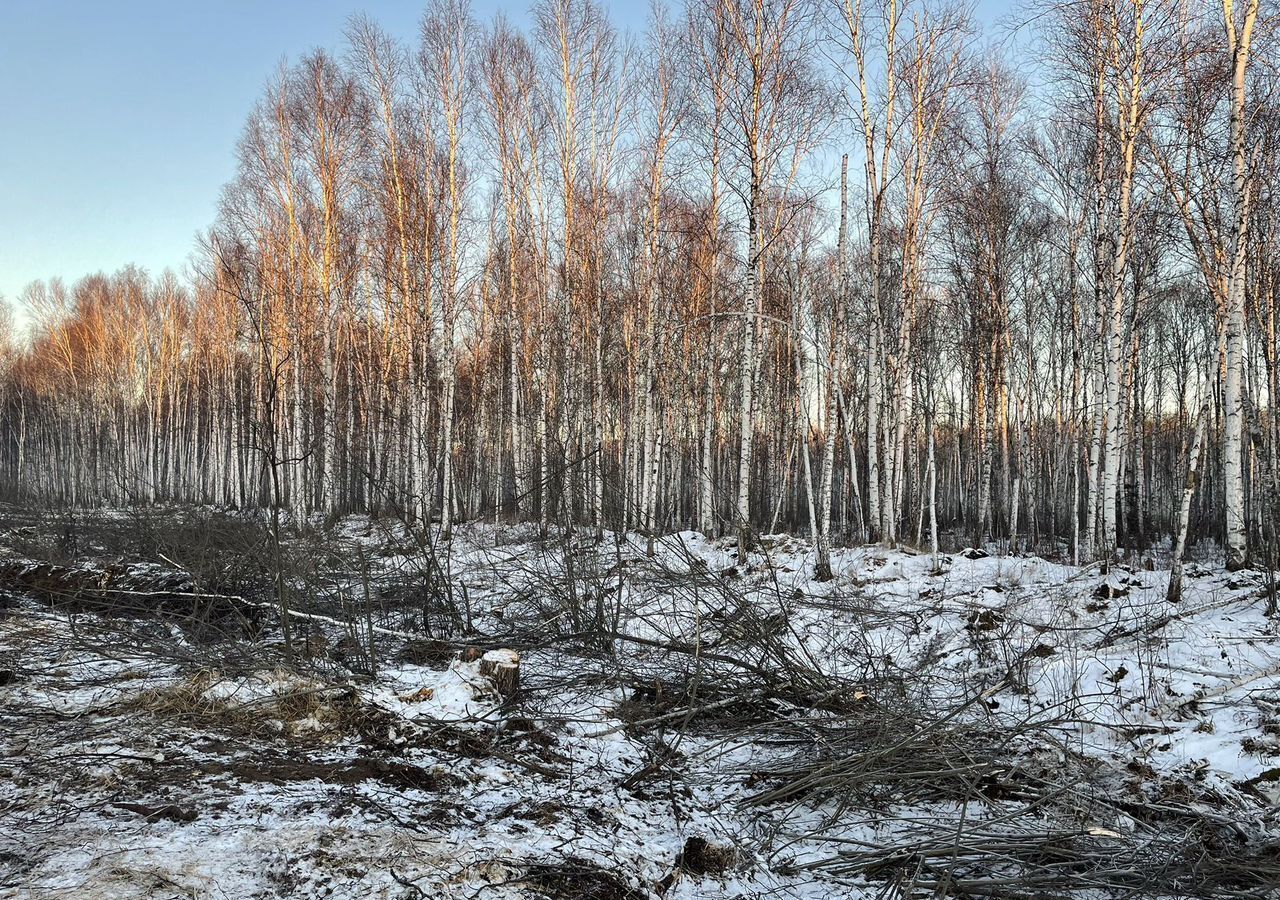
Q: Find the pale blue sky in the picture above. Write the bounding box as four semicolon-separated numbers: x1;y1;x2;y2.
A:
0;0;1016;312
0;0;570;310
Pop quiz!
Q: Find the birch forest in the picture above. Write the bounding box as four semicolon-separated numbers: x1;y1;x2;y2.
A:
2;0;1278;578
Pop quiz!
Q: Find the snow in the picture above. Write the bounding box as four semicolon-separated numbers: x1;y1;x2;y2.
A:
2;520;1279;898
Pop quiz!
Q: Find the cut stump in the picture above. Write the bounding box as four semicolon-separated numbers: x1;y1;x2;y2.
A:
479;648;521;698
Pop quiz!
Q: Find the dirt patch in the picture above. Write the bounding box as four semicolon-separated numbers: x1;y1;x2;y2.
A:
196;753;463;792
520;857;648;900
112;801;200;823
673;836;734;876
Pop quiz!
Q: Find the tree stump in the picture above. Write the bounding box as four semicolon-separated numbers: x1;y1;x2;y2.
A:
479;648;520;698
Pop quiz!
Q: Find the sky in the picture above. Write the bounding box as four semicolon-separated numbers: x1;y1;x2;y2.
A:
0;0;602;315
0;0;1016;319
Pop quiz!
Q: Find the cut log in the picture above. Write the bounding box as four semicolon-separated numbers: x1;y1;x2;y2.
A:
479;648;520;698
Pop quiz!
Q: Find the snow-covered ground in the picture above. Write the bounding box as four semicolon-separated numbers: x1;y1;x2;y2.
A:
2;517;1279;898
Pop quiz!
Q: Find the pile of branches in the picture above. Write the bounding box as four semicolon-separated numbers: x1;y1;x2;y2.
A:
748;685;1280;898
0;559;262;640
783;816;1280;898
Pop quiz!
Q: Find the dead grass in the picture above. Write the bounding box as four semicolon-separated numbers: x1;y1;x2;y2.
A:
125;669;357;742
